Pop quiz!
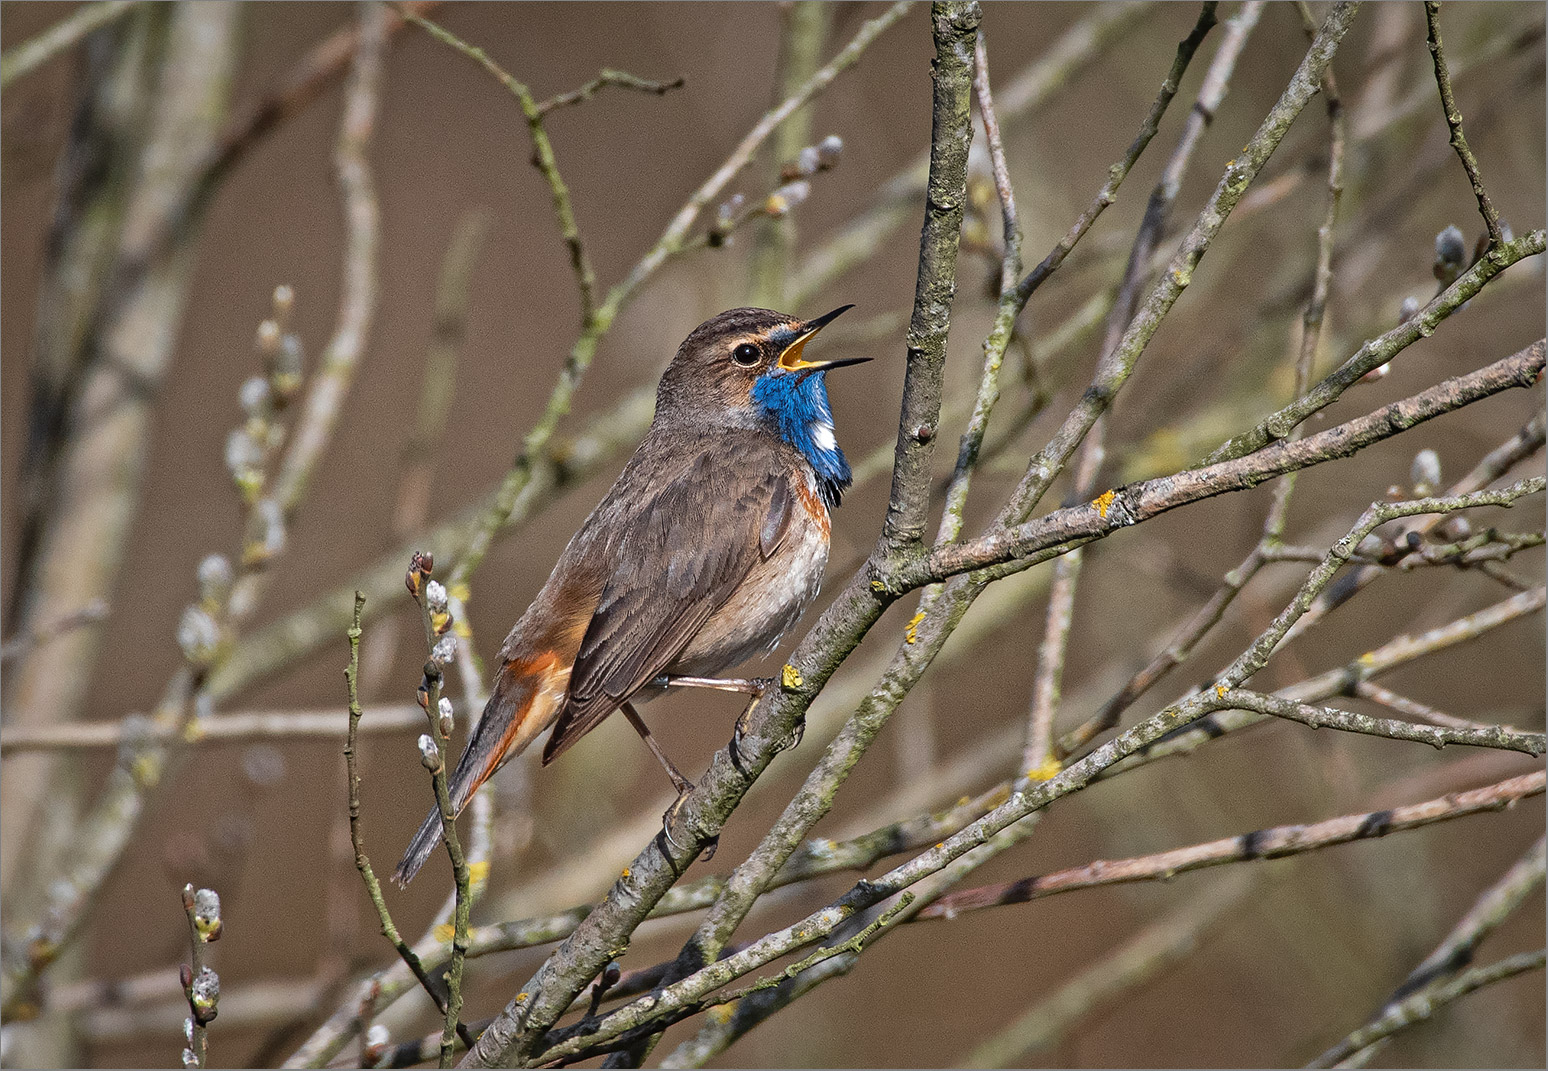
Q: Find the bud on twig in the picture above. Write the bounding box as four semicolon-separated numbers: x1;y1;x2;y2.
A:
197;555;233;610
1433;224;1466;285
406;550;433;598
438;696;455;738
816;134;843;168
425;580;448;613
418;733;442;772
1410;448;1442;496
244;499;286;567
183;885;223;942
225;428;265;501
764;180;811;218
239;376;272;420
362;1024;390;1065
187;965;220;1024
178;607;221;667
272;283;295;323
430;634;458;668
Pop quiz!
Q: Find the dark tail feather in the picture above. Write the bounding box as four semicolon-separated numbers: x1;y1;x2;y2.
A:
393;805;447;887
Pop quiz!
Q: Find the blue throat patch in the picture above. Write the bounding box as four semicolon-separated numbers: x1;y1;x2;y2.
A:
750;370;851;507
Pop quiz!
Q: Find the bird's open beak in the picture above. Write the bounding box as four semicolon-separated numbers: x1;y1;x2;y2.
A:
777;305;871;371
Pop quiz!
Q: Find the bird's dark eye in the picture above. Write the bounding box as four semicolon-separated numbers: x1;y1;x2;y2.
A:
731;342;762;367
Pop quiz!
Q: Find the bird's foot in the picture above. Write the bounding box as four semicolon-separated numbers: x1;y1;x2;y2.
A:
660;785;717;859
778;714;806;754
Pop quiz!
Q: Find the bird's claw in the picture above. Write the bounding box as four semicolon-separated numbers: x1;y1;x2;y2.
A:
661;788;692;853
659;787;720;860
778;714;806;754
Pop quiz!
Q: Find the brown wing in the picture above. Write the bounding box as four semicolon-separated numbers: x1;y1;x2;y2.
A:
541;451;792;764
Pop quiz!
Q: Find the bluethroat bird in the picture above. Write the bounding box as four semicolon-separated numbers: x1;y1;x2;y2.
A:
395;305;867;885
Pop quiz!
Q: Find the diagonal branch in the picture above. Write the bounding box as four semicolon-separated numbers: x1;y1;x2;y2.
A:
1423;1;1504;247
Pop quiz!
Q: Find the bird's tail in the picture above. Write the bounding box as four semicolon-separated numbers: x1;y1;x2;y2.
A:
393;653;567;886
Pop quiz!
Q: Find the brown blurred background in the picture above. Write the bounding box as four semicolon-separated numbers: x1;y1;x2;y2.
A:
1;2;1544;1067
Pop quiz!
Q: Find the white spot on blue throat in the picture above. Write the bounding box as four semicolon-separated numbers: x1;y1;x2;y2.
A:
750;369;851;506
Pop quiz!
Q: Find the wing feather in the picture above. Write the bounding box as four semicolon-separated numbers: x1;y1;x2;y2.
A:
541;450;791;764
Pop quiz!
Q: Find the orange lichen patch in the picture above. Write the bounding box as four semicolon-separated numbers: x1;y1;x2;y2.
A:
782;664;804;689
905;610;926;644
1092;489;1118;518
1215;682;1230;699
1025;755;1062;782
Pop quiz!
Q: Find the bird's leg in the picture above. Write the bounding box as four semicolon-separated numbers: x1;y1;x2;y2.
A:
618;701;715;857
657;674;773;696
619;701;693;794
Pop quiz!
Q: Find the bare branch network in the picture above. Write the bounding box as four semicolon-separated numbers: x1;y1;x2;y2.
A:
0;2;1542;1069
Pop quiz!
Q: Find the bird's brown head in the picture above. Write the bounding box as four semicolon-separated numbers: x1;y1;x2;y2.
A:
653;305;868;498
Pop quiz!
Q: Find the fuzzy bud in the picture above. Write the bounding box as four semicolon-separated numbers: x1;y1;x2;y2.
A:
418;733;442;772
188;965;219;1023
1433;224;1467;284
1359;361;1390;384
256;318;282;355
1410;448;1442;495
430;634;458;668
225;428;265;501
438;696;454;738
363;1023;390;1064
239;376;272;419
178;607;221;666
715;193;744;229
272;283;295;321
197;554;233;608
271;334;304;401
816;134;843;167
1397;295;1421;324
182;1048;198;1069
425;580;448;613
243;498;286;567
186;885;222;942
764;180;810;218
784;144;822;180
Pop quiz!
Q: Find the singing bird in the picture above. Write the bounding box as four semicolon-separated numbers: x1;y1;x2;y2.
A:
395;306;867;885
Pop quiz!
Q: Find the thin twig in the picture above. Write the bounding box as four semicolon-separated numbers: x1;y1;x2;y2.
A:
1024;1;1262;776
407;559;474;1067
0;599;109;667
1319;949;1546;1068
961;873;1255;1067
789;0;1155;308
1012;2;1221;302
1423;1;1503;247
178;884;222;1068
1312;835;1547;1067
901;344;1546;588
1352;682;1525;736
343;592;471;1051
266;0;384;515
0;0;140;89
920;773;1545;921
534;68;684;116
0;703;422;754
